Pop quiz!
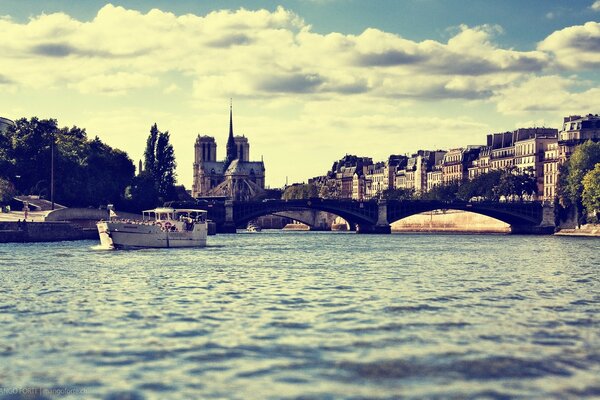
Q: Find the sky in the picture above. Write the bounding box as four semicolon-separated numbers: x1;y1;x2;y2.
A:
1;0;599;188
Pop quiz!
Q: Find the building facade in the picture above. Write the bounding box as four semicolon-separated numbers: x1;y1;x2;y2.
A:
543;142;560;202
558;114;600;162
513;128;558;198
191;105;265;200
442;147;481;183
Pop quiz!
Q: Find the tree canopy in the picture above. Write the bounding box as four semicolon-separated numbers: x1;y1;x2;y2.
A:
422;168;537;202
0;178;16;205
582;163;600;222
557;140;600;225
381;187;415;201
0;117;135;207
282;183;318;200
143;123;177;203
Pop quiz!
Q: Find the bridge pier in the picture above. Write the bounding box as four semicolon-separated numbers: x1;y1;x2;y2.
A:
356;200;391;234
510;204;555;234
219;200;237;234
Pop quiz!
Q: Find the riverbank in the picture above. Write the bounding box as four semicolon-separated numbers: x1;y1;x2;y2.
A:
555;224;600;237
0;221;97;243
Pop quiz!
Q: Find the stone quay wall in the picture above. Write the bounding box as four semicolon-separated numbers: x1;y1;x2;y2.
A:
0;221;97;243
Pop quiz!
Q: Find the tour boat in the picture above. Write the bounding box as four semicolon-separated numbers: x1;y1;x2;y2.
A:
97;207;208;249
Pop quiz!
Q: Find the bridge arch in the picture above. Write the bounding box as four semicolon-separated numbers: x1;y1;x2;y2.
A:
386;200;543;227
232;199;378;229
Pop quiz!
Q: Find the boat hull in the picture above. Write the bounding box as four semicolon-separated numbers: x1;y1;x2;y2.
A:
97;221;207;249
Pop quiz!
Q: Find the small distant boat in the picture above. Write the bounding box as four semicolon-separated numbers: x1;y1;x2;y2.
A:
97;207;208;249
246;221;262;232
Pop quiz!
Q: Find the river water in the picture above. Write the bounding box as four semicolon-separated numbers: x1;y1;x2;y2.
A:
0;232;599;399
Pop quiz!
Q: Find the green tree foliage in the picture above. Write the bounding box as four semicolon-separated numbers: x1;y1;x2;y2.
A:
143;124;177;202
456;171;502;201
421;180;460;201
0;117;135;207
565;141;600;201
380;187;415;200
282;183;318;200
144;124;158;175
125;172;160;211
494;166;537;200
582;163;600;222
318;179;340;199
421;168;537;202
558;140;600;225
0;118;58;196
80;137;136;207
0;178;16;204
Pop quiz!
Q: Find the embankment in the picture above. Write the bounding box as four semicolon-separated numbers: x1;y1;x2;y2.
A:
555;224;600;237
0;221;97;243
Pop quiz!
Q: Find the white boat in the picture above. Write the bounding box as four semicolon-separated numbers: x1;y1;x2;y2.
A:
246;221;262;232
97;208;208;249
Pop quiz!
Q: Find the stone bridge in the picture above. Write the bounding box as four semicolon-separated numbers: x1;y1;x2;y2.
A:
209;199;554;234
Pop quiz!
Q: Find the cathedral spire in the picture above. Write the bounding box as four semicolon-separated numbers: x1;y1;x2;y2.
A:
225;98;237;165
229;98;233;139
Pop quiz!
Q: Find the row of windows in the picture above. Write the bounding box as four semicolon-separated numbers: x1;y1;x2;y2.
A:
515;143;536;156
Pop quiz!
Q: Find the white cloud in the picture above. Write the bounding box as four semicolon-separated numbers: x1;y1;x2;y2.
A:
493;75;600;115
69;72;158;95
163;83;180;94
1;5;599;186
0;5;558;101
538;21;600;69
591;1;600;11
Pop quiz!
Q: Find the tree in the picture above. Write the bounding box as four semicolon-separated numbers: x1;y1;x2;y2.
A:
0;178;16;205
1;117;58;196
566;141;600;200
143;124;158;175
124;172;160;212
318;178;340;199
492;166;537;201
282;183;318;200
514;167;538;199
143;124;177;202
421;180;459;201
473;170;503;200
82;137;135;207
0;117;135;207
558;140;600;225
381;187;415;201
582;163;600;223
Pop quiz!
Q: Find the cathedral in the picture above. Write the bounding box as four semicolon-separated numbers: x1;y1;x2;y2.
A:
191;104;266;200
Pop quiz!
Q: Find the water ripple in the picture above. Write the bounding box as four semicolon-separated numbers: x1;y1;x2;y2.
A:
0;234;598;399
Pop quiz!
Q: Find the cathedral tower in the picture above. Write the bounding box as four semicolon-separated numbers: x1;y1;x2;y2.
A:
194;135;217;163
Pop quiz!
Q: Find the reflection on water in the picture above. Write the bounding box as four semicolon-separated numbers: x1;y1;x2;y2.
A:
0;232;599;399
